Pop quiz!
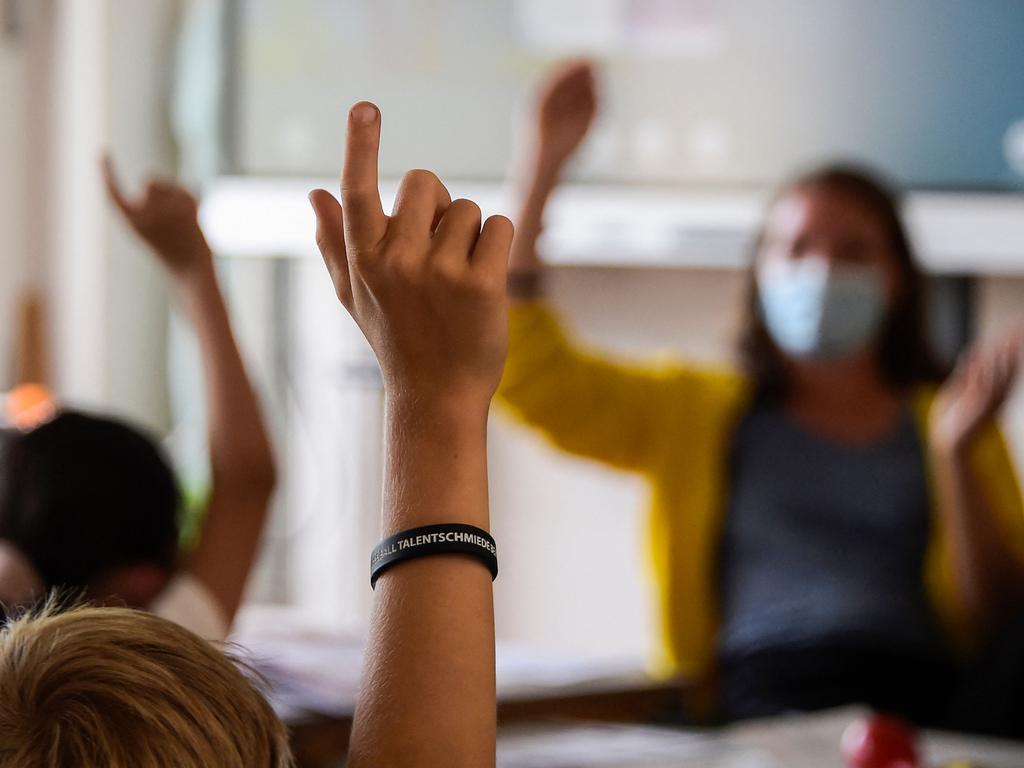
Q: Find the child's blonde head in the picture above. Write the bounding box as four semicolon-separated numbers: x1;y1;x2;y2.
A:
0;602;291;767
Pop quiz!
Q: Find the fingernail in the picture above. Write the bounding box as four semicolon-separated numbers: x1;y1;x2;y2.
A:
351;102;378;125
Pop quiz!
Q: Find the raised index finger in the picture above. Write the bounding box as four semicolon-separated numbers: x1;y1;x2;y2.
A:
341;102;387;252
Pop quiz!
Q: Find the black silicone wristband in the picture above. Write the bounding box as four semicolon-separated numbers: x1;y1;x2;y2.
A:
370;524;498;589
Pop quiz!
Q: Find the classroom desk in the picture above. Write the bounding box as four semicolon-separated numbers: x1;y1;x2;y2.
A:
496;709;1024;768
231;617;683;768
290;704;1024;768
233;614;1024;767
288;678;683;768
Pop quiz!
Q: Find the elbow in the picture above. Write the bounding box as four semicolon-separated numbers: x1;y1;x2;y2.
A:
248;454;279;500
253;456;279;500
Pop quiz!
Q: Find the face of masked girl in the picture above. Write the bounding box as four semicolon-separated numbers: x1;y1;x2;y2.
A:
756;188;902;362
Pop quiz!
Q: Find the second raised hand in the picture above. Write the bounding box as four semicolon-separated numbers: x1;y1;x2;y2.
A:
102;155;213;280
309;102;514;413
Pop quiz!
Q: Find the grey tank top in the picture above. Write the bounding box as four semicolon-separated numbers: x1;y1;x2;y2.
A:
717;400;947;660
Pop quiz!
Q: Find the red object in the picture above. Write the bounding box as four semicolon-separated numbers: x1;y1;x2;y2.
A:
841;713;920;768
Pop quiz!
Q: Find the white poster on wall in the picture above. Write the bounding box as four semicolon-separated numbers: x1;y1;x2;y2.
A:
515;0;722;56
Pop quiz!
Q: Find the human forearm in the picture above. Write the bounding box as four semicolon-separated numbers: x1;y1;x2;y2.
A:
348;399;496;768
173;255;276;623
103;161;277;624
509;61;597;288
174;259;276;491
509;153;561;279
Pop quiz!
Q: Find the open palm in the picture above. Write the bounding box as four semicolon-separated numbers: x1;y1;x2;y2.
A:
932;330;1023;452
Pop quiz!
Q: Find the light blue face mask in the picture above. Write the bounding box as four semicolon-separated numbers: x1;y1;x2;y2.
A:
757;257;887;360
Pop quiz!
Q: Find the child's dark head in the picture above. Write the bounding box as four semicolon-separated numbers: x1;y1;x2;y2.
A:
0;411;180;606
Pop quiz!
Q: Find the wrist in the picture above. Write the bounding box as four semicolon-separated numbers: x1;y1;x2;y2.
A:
383;391;492;533
386;388;491;432
165;239;216;282
929;428;971;465
172;255;219;296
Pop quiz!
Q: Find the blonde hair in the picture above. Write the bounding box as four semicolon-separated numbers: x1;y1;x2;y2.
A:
0;602;292;767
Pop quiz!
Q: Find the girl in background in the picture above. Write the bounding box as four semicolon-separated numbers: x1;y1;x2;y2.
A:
0;160;278;640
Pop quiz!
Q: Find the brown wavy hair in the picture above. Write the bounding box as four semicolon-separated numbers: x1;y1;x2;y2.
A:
737;164;948;399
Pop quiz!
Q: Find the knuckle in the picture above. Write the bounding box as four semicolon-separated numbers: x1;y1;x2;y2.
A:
382;237;425;275
433;258;464;283
476;262;509;293
381;232;415;261
462;268;496;296
340;182;373;202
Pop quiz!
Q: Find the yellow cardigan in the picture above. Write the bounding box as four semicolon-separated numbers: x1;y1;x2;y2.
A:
497;302;1024;685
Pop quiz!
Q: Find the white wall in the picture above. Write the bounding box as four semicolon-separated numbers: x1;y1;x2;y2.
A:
101;1;180;428
49;0;177;428
0;3;32;388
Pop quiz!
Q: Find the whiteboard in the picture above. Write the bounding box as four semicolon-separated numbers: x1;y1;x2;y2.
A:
233;0;1024;190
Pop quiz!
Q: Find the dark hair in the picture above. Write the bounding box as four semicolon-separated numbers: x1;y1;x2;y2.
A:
737;163;948;399
0;411;181;591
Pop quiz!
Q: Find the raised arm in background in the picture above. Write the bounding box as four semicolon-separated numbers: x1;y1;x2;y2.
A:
931;330;1024;636
310;102;512;768
496;59;725;473
508;60;597;288
103;159;276;627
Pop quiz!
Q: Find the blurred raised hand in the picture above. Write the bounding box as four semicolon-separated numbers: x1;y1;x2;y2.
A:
930;328;1024;632
507;60;598;279
532;59;598;172
103;156;211;280
932;329;1023;454
102;154;276;629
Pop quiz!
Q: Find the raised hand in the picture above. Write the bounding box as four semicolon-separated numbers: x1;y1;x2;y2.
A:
532;59;598;172
932;329;1023;454
314;103;509;768
103;156;212;280
309;102;514;412
105;156;276;629
506;61;598;280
